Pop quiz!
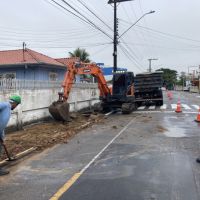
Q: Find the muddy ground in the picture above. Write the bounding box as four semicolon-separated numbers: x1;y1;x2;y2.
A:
0;113;104;161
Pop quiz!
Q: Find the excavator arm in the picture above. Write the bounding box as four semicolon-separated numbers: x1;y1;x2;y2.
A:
62;62;111;100
49;62;111;121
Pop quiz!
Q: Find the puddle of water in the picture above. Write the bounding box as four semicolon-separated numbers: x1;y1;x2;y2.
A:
163;127;186;138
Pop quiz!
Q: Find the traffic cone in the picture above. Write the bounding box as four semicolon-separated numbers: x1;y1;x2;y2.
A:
167;91;170;97
195;106;200;123
175;100;182;113
169;92;173;100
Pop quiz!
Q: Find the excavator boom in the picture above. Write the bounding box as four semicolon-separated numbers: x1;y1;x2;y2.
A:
49;62;111;121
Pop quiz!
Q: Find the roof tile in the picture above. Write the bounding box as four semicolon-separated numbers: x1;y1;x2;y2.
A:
0;48;65;67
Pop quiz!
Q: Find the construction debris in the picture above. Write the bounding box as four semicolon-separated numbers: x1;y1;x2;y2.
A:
0;112;104;161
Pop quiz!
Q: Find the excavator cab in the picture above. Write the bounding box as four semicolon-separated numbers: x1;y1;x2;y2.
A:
112;72;134;98
102;71;136;113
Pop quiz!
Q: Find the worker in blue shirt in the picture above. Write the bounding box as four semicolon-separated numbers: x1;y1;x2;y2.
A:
0;95;21;176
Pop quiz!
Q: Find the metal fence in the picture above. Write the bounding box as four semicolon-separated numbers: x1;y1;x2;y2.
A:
0;79;98;91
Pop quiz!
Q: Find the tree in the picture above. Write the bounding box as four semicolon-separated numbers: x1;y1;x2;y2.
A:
69;48;90;62
69;48;91;82
176;71;186;86
156;68;178;90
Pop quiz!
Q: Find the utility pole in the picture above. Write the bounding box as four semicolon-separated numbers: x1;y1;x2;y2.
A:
108;0;133;72
199;65;200;93
148;58;158;72
22;42;26;62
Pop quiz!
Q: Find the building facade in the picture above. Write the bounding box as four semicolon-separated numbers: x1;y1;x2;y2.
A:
0;48;66;81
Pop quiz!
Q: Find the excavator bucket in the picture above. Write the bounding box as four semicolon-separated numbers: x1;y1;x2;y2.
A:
49;101;70;122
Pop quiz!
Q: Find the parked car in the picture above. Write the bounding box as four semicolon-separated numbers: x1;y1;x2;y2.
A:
183;86;190;91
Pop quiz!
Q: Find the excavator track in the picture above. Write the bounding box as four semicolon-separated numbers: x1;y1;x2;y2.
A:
121;103;136;114
93;102;111;113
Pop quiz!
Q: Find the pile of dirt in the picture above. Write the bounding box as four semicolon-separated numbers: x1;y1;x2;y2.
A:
0;113;104;161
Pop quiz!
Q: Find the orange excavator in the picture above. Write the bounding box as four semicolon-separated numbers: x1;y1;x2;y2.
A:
49;62;136;121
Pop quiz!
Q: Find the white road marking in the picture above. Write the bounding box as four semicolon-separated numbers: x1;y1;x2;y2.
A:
192;105;199;110
50;118;135;200
171;104;177;109
105;111;114;116
133;110;198;114
182;104;191;110
80;118;135;173
149;106;156;110
160;104;167;109
138;106;146;110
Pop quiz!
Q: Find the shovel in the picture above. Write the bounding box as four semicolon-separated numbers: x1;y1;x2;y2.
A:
0;139;16;161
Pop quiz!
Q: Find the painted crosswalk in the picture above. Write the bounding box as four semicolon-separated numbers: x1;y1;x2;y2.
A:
182;104;191;110
171;104;177;109
137;104;199;111
160;104;167;109
138;106;146;110
192;105;199;110
149;106;156;110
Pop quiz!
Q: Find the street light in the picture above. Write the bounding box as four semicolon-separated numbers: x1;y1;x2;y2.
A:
118;10;155;39
108;0;134;72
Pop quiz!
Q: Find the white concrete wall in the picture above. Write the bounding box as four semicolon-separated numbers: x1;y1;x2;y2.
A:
190;86;199;93
0;84;99;129
175;85;199;93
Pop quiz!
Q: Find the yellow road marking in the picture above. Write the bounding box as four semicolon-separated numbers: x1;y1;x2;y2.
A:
50;172;82;200
49;118;135;200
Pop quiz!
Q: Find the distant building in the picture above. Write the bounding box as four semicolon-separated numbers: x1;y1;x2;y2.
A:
0;48;68;81
0;49;127;83
97;63;127;81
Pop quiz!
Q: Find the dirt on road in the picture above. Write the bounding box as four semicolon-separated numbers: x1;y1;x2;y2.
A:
0;113;104;161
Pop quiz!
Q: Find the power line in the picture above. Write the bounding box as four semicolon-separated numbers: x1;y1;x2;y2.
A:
120;4;143;60
120;41;200;51
58;0;113;40
76;0;113;32
119;44;144;71
120;18;200;44
29;42;112;49
136;25;200;43
48;0;91;26
136;0;154;57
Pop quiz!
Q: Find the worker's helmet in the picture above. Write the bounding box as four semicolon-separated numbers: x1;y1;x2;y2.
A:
9;95;21;104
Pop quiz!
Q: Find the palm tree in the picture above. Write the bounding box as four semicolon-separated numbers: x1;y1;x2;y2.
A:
69;48;92;82
69;48;90;62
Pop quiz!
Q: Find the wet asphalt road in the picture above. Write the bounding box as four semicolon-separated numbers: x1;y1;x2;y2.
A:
0;91;200;200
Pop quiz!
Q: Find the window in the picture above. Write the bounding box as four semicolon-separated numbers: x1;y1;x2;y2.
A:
0;72;16;80
4;73;16;79
0;72;16;89
49;72;58;81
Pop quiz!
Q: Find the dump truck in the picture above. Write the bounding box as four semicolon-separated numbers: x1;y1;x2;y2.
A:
134;71;164;106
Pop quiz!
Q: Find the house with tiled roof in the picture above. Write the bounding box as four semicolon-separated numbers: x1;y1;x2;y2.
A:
55;57;80;66
0;48;70;81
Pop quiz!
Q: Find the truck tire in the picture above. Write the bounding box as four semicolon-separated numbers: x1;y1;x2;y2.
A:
156;100;163;106
93;102;111;113
122;103;136;114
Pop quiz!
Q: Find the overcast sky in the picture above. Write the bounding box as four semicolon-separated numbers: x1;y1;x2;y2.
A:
1;0;200;74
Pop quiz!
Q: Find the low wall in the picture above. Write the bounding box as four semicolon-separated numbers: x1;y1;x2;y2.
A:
175;85;199;93
0;83;99;130
190;86;199;93
175;85;183;91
